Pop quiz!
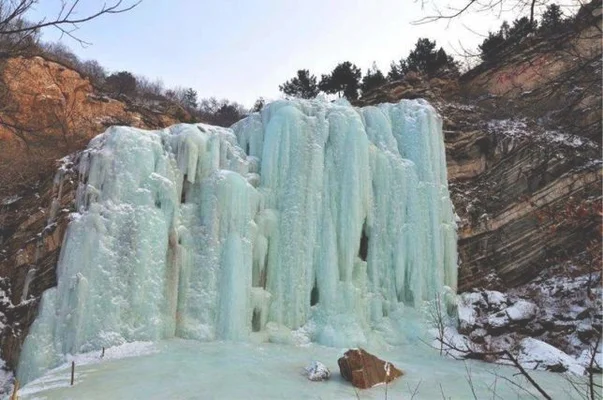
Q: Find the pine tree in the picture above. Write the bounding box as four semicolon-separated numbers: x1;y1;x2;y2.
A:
252;97;265;112
387;59;408;81
404;38;458;77
479;30;507;62
508;16;538;41
540;4;564;34
279;70;319;99
182;88;198;109
360;63;387;95
319;61;362;100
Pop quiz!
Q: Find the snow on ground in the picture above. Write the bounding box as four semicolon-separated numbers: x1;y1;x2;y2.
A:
456;269;602;375
17;341;157;398
457;292;480;331
486;119;598;150
517;338;586;375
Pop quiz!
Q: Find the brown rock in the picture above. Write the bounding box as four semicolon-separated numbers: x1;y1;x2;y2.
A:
337;348;403;389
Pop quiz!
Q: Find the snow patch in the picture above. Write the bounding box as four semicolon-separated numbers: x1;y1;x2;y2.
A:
505;300;537;322
517;338;586;375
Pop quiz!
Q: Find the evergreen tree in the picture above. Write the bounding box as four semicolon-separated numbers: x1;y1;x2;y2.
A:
182;88;198;109
319;61;362;100
404;38;458;77
360;62;387;94
252;97;265;112
508;16;538;41
387;59;408;81
479;30;507;62
540;4;564;34
279;69;319;99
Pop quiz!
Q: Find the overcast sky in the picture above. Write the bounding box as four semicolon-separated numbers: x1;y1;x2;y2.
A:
28;0;581;107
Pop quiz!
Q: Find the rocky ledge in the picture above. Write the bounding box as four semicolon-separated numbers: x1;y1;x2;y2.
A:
452;266;602;374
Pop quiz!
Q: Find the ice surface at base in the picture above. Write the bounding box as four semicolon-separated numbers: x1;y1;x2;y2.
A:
17;340;582;400
18;98;457;384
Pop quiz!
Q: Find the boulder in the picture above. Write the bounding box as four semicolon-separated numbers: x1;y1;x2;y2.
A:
487;311;511;331
305;361;330;381
484;291;508;311
457;292;484;333
337;348;403;389
505;300;537;322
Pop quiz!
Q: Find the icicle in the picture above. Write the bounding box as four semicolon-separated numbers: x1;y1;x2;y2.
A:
18;99;457;385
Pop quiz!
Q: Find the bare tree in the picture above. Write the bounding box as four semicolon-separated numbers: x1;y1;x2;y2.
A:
413;0;582;27
0;1;141;52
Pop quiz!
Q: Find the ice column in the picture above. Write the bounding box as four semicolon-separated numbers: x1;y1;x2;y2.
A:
18;98;457;384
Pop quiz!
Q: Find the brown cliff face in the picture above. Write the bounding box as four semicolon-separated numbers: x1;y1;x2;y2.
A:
0;56;184;194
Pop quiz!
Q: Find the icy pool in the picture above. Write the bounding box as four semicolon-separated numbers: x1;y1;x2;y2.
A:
18;340;578;400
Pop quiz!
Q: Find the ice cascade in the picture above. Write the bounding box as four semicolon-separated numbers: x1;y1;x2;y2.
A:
17;98;457;383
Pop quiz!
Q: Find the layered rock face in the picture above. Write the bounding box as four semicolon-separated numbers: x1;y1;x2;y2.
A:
449;118;601;291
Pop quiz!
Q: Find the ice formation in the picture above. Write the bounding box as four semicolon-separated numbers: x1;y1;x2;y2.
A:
17;98;457;384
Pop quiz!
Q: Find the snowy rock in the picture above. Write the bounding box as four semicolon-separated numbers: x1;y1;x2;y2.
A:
436;326;472;359
486;300;536;333
305;361;330;381
337;348;403;389
516;338;586;375
576;348;602;372
457;292;483;333
487;312;510;330
484;291;508;311
469;328;488;344
505;300;537;322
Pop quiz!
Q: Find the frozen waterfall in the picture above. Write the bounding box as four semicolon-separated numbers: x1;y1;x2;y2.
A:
17;98;457;384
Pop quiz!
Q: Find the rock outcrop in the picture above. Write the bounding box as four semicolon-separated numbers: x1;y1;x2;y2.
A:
0;55;184;194
337;349;403;389
454;267;602;369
